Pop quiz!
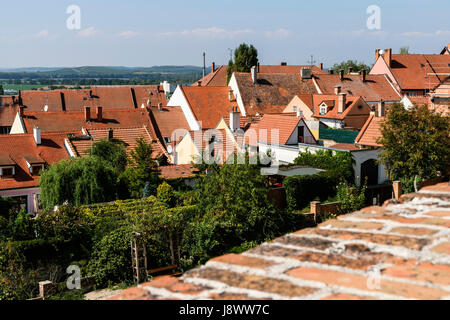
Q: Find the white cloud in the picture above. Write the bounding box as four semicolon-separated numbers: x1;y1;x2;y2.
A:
264;28;292;39
157;27;254;39
34;30;49;38
117;30;141;38
77;27;100;38
436;30;450;36
400;31;433;37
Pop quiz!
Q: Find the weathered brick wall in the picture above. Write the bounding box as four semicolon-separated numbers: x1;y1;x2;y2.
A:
112;182;450;300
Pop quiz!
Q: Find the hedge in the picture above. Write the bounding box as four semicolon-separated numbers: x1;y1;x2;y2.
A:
284;171;340;210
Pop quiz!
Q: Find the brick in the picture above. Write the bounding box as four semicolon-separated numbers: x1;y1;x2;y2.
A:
425;211;450;217
142;275;208;295
420;182;450;193
249;244;391;270
431;242;450;255
208;293;255;300
190;268;317;298
307;229;430;250
390;227;438;236
110;287;153;300
210;254;275;269
320;219;385;230
142;275;179;289
382;261;450;286
287;267;449;299
275;234;337;250
321;293;375;300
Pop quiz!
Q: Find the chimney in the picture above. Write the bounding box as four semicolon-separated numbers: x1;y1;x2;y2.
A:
251;66;257;84
211;62;215;73
348;67;353;74
228;89;233;102
158;102;163;111
334;85;341;95
370;105;376;116
377;100;385;117
383;49;392;67
329;70;334;74
339;69;344;80
84;106;91;122
197;81;202;86
229;107;240;132
375;49;380;62
296;109;303;118
96;106;103;121
33;127;41;145
338;93;347;114
361;69;367;82
19;106;25;117
318;63;323;70
202;52;206;78
257;62;260;72
108;128;113;140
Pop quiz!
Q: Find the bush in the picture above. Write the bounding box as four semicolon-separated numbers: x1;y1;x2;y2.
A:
284;172;339;210
10;210;35;241
336;181;366;214
157;182;176;208
87;228;133;287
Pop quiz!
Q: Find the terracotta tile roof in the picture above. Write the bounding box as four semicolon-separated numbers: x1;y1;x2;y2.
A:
180;86;239;129
196;65;327;87
314;74;401;102
112;181;450;300
69;126;167;159
329;143;360;151
355;114;384;147
22;108;153;133
159;164;196;180
0;96;19;127
388;54;450;90
0;132;73;190
147;106;190;142
246;114;315;146
222;114;262;130
311;94;361;120
18;86;166;112
234;73;317;115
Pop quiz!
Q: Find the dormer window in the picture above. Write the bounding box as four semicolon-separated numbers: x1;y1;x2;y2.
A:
31;164;44;176
320;104;327;115
1;167;14;178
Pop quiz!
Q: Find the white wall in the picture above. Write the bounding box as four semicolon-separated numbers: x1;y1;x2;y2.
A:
228;74;247;116
10;112;26;134
352;149;389;186
167;86;200;131
319;118;345;129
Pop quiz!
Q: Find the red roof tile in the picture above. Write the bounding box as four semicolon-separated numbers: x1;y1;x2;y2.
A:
355;114;384;147
159;164;196;180
180;86;239;129
314;74;401;102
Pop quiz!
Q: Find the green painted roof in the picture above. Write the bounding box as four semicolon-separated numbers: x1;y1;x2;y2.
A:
319;128;359;144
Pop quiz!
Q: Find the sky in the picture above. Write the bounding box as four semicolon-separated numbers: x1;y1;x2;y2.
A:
0;0;449;68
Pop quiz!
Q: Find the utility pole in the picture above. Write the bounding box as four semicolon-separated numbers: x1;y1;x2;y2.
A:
228;48;233;62
202;52;206;77
308;55;316;66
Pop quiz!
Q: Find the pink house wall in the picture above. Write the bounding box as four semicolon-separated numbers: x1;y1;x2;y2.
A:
370;58;401;92
0;187;40;214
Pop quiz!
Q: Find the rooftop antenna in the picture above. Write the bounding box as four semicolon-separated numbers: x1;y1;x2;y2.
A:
308;55;316;67
202;52;206;77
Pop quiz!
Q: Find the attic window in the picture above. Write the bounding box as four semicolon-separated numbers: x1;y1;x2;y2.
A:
320;105;327;115
1;166;14;178
31;164;44;176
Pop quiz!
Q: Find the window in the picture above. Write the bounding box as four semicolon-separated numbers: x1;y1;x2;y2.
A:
320;106;327;115
163;137;171;144
31;165;43;176
1;167;14;178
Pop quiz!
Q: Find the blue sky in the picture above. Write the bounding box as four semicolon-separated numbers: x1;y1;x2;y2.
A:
0;0;449;68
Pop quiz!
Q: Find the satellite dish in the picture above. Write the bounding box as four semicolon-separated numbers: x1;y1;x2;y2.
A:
44;105;48;112
167;145;173;154
379;49;385;55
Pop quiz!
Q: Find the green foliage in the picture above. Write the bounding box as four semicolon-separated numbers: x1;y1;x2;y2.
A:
398;175;422;194
157;182;176;208
226;43;259;83
294;149;354;182
336;181;366;214
10;210;34;241
284;172;339;210
40;156;119;208
331;60;371;74
399;46;410;54
379;103;450;181
90;139;127;175
122;137;160;198
87;228;133;287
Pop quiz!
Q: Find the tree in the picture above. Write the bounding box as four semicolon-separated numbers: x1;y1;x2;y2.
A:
89;139;127;175
378;103;450;183
121;137;160;198
157;182;176;208
40;156;119;208
226;43;259;83
331;60;371;74
399;46;410;54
